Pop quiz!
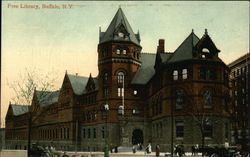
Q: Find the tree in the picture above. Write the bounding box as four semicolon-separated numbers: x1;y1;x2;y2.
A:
8;68;58;157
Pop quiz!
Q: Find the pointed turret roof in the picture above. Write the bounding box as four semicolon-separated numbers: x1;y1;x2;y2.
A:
168;31;200;63
99;8;140;46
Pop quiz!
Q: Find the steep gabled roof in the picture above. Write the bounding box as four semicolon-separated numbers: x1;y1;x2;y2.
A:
10;104;29;116
168;32;199;63
35;90;60;107
131;53;156;85
67;74;89;95
99;8;140;46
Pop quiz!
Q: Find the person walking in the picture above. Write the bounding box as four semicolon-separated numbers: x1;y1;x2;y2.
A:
148;143;152;154
191;145;195;155
155;144;160;157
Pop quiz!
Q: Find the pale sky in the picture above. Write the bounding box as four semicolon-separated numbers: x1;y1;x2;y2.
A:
1;1;249;127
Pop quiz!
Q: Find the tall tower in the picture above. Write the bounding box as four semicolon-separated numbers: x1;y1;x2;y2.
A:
97;8;142;103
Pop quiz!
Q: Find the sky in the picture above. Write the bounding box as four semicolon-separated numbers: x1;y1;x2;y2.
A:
1;1;249;127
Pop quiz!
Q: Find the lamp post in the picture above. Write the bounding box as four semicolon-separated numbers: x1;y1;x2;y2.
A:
104;104;109;157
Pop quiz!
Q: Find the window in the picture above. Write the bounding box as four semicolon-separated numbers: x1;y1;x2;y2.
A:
118;71;125;83
87;112;91;120
116;49;121;54
88;128;91;138
83;129;86;138
104;88;109;97
182;69;188;79
132;106;140;115
204;120;213;137
173;70;178;80
118;88;124;97
176;90;184;109
203;89;213;108
133;90;138;96
122;49;127;54
209;69;217;80
102;127;105;138
104;72;108;81
93;128;96;138
199;67;206;79
176;120;184;138
202;48;210;53
118;105;124;115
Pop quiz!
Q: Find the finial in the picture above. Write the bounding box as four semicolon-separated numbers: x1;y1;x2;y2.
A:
9;101;11;105
205;29;208;35
65;70;67;74
90;73;92;77
119;5;121;9
192;29;194;33
99;27;101;32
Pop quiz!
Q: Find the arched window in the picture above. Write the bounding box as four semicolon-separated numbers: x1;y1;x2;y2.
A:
117;71;125;83
202;48;210;53
182;69;188;79
203;89;213;108
118;105;124;115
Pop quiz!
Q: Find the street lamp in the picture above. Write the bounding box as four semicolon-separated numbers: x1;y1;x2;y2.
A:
104;104;109;157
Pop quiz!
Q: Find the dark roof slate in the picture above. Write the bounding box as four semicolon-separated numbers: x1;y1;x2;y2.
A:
10;104;29;116
36;90;60;107
67;74;89;95
167;32;199;63
131;53;156;85
99;8;140;46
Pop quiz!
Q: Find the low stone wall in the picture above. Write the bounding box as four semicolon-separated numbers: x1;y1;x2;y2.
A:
0;150;27;157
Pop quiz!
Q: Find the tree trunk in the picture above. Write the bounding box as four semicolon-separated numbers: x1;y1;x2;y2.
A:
27;114;32;157
201;133;205;157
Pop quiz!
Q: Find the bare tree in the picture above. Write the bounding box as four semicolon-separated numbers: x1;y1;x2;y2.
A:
8;68;58;157
8;68;57;106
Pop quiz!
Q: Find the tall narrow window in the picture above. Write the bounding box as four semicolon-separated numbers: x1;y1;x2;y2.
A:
176;90;184;109
88;128;91;138
182;69;188;79
83;128;86;138
123;49;127;54
204;120;213;137
200;67;206;79
104;72;108;81
203;89;213;108
173;70;178;80
176;120;184;138
93;128;96;138
118;71;125;83
102;127;105;138
118;88;124;97
104;88;109;97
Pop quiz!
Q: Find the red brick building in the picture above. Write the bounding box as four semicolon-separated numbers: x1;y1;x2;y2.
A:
5;8;230;152
228;53;250;153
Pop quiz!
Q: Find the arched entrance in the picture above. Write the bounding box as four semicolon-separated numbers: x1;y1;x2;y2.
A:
132;129;143;145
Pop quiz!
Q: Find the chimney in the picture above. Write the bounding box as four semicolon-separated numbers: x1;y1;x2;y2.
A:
158;39;165;53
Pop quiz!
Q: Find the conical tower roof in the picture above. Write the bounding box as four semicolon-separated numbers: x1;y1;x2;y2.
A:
99;8;140;46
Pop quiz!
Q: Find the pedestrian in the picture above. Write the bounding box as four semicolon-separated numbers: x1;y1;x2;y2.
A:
174;145;178;155
191;145;195;155
132;145;136;154
62;152;69;157
156;144;160;157
148;143;152;154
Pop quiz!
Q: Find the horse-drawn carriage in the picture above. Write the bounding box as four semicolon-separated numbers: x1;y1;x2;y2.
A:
198;146;241;157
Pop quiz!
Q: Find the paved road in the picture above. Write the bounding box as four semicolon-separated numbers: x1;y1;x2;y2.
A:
0;150;202;157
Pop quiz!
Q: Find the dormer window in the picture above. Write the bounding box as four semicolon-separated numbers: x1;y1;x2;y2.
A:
118;32;124;38
116;49;121;55
202;48;210;53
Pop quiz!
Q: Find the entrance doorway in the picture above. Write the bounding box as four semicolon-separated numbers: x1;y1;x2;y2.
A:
132;129;143;145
